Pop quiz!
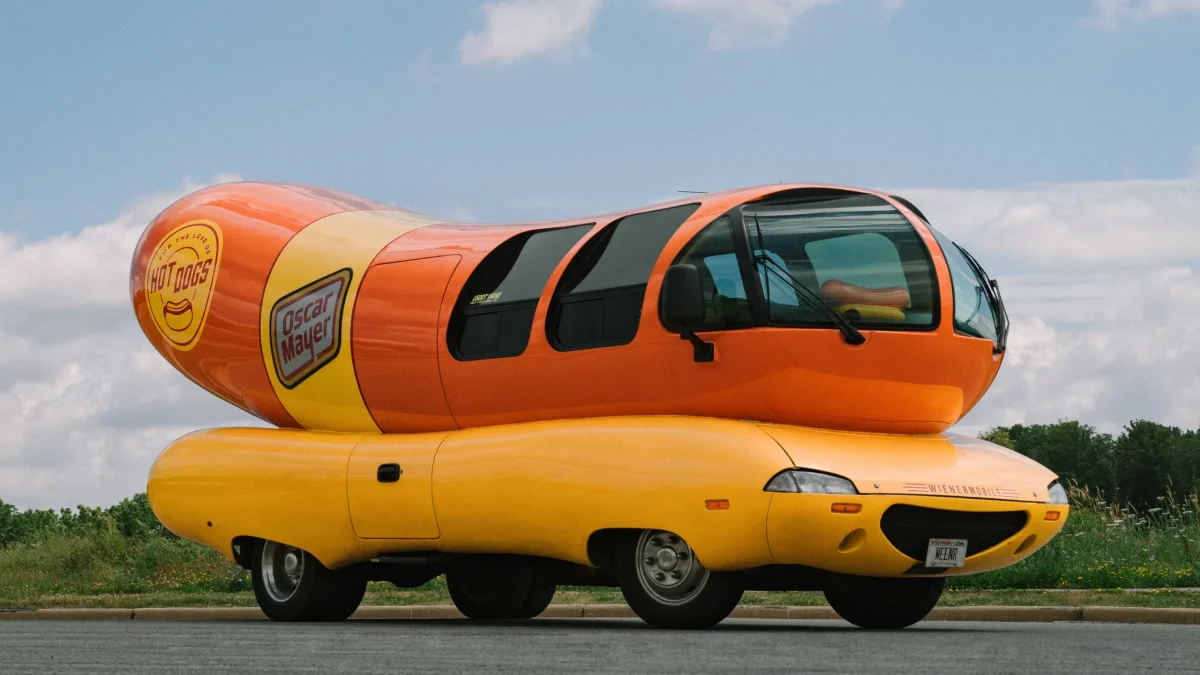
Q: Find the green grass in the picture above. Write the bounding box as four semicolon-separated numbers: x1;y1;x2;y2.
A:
0;530;249;605
2;485;1197;610
946;486;1200;590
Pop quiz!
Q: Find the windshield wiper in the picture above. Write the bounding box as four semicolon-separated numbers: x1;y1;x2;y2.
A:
746;223;865;346
755;256;865;346
955;244;1009;354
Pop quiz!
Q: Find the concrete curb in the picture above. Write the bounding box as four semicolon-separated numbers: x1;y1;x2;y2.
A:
929;606;1083;622
133;607;266;621
0;608;134;621
1079;607;1199;624
1;604;1197;624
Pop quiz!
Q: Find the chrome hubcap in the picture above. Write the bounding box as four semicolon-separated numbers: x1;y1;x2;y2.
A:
635;530;708;605
261;541;305;603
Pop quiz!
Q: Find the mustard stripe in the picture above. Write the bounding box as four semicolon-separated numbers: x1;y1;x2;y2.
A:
260;210;436;432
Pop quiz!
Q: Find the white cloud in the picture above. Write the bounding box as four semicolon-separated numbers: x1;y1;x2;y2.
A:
0;176;261;510
1084;0;1200;28
898;175;1200;436
459;0;604;66
960;267;1200;433
654;0;842;50
899;179;1200;269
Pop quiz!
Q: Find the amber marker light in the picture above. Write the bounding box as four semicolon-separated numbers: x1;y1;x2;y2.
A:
1045;511;1061;521
705;499;730;510
831;503;862;514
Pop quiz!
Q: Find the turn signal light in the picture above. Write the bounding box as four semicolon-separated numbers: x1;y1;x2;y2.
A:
831;503;862;514
1045;511;1061;521
705;499;730;510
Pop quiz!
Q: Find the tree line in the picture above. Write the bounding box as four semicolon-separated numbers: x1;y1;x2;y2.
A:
981;420;1200;507
0;492;167;548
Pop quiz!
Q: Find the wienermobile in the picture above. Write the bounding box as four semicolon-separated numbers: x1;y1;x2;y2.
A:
133;181;1068;629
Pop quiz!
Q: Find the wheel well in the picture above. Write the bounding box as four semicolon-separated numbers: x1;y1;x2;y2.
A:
231;536;260;570
586;528;640;572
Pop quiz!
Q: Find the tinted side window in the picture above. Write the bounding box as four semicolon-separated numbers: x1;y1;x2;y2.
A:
551;204;699;350
449;224;592;360
930;228;999;343
669;216;753;330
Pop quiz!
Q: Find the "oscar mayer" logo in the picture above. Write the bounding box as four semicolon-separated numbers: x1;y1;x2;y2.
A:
145;221;222;351
269;269;352;389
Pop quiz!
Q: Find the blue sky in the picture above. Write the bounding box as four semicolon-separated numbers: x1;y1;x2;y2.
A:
2;0;1198;238
2;0;1200;507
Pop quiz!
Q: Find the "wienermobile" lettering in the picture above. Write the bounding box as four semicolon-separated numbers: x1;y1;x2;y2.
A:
902;482;1020;499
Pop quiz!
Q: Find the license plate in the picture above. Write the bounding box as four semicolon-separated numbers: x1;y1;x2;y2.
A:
925;539;967;568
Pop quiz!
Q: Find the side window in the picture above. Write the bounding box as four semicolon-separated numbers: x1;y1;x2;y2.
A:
449;224;593;360
669;216;753;330
930;228;999;343
550;203;700;350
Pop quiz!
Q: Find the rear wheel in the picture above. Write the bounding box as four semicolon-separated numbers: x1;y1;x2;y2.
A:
446;558;557;620
824;577;945;629
251;540;366;622
514;576;557;619
616;529;743;629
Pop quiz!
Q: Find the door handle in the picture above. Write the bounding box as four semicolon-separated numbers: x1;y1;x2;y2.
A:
377;463;402;483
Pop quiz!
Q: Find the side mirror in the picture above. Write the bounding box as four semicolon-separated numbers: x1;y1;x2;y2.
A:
662;264;706;329
661;264;714;363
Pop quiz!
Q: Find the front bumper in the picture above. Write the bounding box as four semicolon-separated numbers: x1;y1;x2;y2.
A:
767;493;1068;577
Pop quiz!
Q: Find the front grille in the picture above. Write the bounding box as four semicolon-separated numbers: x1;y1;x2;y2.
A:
880;505;1027;561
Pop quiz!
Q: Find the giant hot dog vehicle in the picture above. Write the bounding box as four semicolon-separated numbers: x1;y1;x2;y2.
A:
133;181;1068;628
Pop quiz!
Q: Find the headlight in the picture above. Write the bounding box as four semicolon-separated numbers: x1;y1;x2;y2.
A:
765;470;858;495
1047;481;1069;505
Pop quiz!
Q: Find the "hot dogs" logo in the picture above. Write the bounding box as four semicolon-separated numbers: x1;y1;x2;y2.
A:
145;221;223;351
269;269;352;389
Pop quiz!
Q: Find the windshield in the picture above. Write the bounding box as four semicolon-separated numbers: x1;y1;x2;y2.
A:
929;228;1004;348
741;194;938;330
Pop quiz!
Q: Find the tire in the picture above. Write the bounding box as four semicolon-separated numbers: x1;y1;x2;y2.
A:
251;539;367;622
615;529;743;629
514;578;557;619
446;558;557;620
824;577;945;629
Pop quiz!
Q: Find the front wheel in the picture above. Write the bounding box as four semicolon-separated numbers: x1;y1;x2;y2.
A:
616;529;743;629
824;577;945;629
251;539;367;622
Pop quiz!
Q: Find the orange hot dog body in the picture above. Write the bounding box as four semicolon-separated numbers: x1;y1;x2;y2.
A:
130;182;1002;436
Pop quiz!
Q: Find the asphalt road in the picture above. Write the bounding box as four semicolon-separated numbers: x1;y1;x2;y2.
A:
2;618;1198;674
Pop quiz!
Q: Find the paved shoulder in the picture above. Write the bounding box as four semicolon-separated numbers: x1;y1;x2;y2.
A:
2;619;1200;667
1;619;1198;674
